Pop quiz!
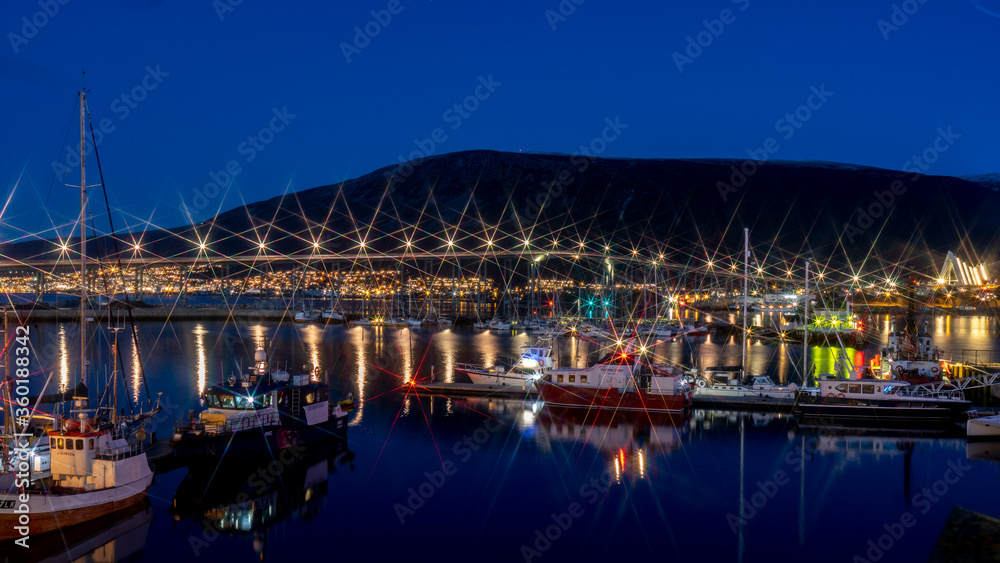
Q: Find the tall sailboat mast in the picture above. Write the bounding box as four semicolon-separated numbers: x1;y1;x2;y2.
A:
78;87;88;388
741;228;748;380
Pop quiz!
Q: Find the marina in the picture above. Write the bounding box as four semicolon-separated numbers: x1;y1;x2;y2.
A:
4;3;1000;560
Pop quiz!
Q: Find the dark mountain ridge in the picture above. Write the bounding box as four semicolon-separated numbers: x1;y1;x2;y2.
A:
7;151;998;276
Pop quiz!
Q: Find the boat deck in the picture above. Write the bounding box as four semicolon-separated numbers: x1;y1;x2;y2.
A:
692;394;799;412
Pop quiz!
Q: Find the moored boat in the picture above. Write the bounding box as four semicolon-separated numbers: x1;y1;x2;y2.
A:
294;308;321;322
457;342;555;387
0;399;154;543
537;342;693;413
171;346;351;457
967;411;1000;438
794;376;971;427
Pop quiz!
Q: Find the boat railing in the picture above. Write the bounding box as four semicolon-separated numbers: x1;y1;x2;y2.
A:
893;386;965;401
203;412;281;435
94;441;144;461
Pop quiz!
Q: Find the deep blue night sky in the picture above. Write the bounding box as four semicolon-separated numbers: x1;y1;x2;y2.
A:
2;0;999;240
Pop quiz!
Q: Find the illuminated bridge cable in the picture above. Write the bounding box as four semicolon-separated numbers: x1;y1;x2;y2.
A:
86;106;152;405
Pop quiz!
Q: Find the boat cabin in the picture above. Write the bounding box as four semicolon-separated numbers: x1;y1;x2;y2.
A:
195;353;330;435
818;377;912;399
702;366;745;386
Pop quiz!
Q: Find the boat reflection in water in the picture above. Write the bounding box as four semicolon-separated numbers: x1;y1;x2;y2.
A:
170;441;355;560
0;500;153;563
536;405;689;482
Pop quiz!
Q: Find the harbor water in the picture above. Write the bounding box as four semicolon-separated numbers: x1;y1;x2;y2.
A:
6;315;1000;562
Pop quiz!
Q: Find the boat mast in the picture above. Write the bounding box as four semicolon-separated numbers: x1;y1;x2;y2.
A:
79;87;88;389
803;259;810;383
110;326;122;426
741;228;748;380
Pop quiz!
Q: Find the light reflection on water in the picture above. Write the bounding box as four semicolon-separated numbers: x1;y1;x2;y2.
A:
193;324;206;402
58;324;68;393
130;327;142;403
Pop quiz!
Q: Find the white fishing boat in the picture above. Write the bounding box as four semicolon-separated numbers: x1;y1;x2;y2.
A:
1;88;158;544
457;342;555;387
0;398;154;542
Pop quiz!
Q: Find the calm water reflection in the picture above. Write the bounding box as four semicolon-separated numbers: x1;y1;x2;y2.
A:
15;316;1000;562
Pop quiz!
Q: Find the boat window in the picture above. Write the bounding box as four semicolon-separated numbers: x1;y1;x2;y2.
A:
208;395;220;408
57;438;63;449
862;385;874;394
89;439;94;450
261;393;271;407
76;439;84;450
569;375;575;383
835;384;848;393
305;392;316;405
557;374;564;383
581;375;588;383
220;395;236;408
848;384;861;394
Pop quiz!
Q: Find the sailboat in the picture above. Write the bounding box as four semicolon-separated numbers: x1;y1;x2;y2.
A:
0;87;155;543
694;229;812;405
